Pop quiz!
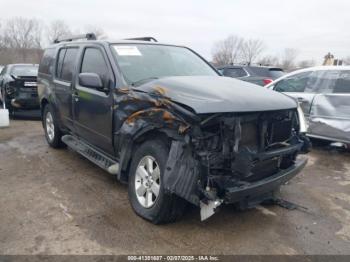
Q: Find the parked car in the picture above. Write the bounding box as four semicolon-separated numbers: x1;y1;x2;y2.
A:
38;34;309;224
0;64;39;115
266;66;350;145
217;65;284;86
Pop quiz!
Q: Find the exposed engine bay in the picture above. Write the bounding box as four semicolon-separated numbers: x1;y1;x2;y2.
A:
163;109;309;220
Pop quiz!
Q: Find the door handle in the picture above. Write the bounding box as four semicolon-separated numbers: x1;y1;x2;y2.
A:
297;97;307;102
72;91;79;102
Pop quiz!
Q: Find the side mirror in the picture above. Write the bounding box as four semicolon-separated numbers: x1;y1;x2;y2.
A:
78;73;105;90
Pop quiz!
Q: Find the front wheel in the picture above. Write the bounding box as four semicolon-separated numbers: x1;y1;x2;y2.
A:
43;104;65;148
128;139;186;224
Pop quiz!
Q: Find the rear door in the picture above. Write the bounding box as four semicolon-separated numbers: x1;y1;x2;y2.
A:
54;47;79;131
273;71;314;117
73;45;115;155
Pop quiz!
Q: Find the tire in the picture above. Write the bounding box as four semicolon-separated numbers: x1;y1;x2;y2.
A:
128;139;186;224
43;104;65;148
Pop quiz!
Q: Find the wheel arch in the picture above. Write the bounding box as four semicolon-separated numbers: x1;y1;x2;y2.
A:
117;128;177;183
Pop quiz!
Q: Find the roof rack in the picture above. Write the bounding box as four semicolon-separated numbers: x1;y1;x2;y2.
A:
124;37;158;42
53;33;97;44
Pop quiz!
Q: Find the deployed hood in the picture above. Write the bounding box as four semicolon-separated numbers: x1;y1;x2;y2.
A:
134;76;297;114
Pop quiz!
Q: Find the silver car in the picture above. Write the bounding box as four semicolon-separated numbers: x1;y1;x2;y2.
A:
266;66;350;144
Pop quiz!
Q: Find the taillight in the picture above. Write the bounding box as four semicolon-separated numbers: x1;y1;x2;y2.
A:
263;79;273;85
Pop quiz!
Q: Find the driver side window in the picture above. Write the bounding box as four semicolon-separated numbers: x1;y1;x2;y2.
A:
81;47;110;87
274;71;312;92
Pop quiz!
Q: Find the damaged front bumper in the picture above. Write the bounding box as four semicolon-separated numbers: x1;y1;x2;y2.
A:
200;156;307;221
224;156;307;204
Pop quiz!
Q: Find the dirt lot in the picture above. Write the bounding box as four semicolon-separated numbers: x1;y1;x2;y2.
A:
0;118;350;255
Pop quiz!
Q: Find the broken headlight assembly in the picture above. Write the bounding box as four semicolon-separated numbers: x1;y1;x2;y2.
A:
5;84;15;96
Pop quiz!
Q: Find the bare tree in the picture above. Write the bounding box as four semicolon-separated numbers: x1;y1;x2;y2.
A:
211;35;243;66
298;59;316;69
257;55;279;66
46;20;72;44
0;20;5;49
241;39;264;65
2;17;43;49
280;48;299;71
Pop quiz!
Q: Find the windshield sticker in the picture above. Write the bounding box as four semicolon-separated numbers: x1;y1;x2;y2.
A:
114;46;142;56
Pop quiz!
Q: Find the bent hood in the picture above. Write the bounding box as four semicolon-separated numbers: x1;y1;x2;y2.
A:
135;76;297;114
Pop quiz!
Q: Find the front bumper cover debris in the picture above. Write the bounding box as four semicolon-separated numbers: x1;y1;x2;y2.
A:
198;157;307;221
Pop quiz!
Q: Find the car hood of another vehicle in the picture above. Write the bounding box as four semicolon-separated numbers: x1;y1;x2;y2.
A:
134;76;297;114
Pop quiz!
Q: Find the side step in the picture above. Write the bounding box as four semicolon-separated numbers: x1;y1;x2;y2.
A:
61;135;119;175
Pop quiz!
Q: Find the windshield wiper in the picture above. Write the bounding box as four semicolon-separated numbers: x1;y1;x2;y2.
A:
131;77;159;87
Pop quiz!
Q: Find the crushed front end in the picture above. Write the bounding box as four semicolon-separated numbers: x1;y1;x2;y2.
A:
163;108;309;220
4;76;39;110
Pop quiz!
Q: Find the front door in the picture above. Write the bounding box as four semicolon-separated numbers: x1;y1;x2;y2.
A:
308;70;350;143
73;46;115;155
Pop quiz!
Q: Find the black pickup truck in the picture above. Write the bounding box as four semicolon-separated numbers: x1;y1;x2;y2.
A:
37;34;309;224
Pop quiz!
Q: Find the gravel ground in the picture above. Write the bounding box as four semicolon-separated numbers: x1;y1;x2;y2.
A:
0;117;349;255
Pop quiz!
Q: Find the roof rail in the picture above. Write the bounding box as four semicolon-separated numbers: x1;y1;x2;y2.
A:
53;33;97;44
124;37;158;42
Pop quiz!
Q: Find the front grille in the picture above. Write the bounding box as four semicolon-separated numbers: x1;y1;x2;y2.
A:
19;87;37;92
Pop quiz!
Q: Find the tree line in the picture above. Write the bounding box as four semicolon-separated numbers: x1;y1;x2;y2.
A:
211;34;320;71
0;17;106;65
0;17;349;70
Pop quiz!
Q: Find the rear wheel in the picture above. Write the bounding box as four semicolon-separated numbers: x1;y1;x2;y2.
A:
128;139;186;224
43;104;65;148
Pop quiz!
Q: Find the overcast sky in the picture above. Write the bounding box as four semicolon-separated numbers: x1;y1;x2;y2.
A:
1;0;349;63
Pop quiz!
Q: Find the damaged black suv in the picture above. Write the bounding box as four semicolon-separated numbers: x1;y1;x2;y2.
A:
0;64;39;115
38;34;309;223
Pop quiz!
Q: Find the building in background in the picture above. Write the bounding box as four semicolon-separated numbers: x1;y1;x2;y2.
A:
323;52;343;66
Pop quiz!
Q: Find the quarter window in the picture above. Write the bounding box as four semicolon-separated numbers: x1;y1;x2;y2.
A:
39;48;55;75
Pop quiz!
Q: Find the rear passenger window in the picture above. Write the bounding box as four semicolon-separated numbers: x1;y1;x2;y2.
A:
305;70;350;94
305;71;336;93
81;48;109;85
39;48;55;75
333;71;350;93
56;47;79;82
56;49;66;79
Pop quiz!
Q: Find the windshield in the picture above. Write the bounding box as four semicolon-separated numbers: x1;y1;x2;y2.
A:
10;65;38;76
111;44;217;85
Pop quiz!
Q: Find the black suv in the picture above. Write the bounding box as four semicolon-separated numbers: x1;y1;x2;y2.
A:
217;65;284;86
38;34;309;224
0;64;39;115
